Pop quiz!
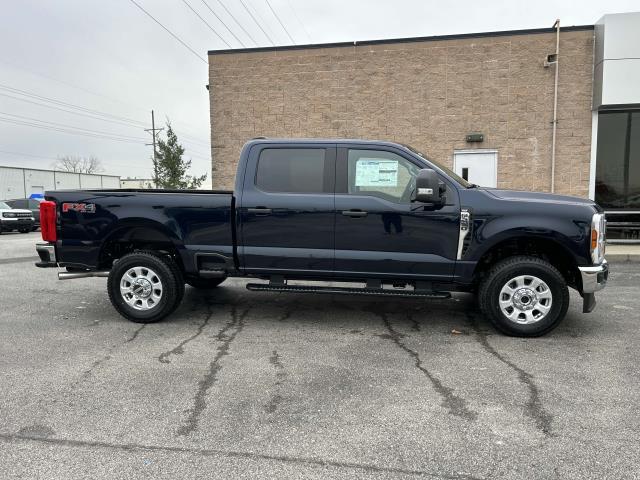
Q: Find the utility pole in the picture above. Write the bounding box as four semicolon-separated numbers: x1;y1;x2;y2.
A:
145;110;163;187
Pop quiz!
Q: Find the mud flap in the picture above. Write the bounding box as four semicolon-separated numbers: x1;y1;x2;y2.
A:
582;293;596;313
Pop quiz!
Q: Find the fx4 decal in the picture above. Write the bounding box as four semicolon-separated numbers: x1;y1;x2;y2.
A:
62;203;96;213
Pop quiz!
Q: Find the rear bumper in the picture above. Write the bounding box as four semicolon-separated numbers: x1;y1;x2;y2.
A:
35;242;58;268
579;260;609;294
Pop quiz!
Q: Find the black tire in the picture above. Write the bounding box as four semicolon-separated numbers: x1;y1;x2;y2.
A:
186;277;226;289
478;256;570;337
19;229;30;233
107;251;185;323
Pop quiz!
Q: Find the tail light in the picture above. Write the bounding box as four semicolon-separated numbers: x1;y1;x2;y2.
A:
40;200;57;242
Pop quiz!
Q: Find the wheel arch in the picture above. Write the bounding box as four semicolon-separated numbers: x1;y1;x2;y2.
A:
98;219;185;271
472;234;581;290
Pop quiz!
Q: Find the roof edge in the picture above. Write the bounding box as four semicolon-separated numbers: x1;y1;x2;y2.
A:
208;24;594;56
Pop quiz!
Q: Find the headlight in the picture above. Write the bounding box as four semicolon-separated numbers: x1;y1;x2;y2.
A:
590;213;606;264
2;212;16;218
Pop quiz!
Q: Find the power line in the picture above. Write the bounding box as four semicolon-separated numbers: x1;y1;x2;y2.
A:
264;0;295;44
0;92;147;130
199;0;246;47
128;0;207;63
2;91;210;150
0;59;149;115
0;117;146;144
237;0;275;45
179;0;232;48
211;0;259;45
0;84;147;127
285;0;312;43
0;112;146;141
2;60;211;143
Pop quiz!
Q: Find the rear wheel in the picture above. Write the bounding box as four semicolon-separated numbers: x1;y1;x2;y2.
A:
186;277;226;289
478;256;569;337
107;251;184;323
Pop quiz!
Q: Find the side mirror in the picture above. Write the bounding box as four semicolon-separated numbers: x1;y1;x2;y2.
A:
413;169;446;205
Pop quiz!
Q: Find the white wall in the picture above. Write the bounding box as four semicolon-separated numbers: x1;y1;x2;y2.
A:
23;169;56;196
79;174;102;189
0;167;25;200
0;166;120;198
55;171;81;189
594;12;640;109
102;176;121;189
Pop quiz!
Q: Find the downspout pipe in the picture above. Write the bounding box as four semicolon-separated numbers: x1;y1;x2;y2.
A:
550;19;560;193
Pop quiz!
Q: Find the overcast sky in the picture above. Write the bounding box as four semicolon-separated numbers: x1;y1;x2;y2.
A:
1;0;638;187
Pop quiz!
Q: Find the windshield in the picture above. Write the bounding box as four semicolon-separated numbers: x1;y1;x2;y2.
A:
0;202;10;209
401;143;472;188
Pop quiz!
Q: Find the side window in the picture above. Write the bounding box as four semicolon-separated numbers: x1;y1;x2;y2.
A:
29;200;41;209
256;148;328;193
347;149;420;203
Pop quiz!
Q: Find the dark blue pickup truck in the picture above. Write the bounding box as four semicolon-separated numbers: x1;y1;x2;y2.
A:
35;139;608;336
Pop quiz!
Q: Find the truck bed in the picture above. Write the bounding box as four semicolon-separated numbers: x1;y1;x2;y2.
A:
45;189;235;274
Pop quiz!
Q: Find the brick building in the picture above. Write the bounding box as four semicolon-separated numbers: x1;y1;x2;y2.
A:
208;12;640;231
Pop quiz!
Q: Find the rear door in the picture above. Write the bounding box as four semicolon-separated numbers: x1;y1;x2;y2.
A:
238;143;336;275
334;145;460;280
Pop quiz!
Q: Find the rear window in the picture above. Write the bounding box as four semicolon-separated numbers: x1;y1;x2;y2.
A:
256;148;327;193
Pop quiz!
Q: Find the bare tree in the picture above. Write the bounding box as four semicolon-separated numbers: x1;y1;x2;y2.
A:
52;155;103;174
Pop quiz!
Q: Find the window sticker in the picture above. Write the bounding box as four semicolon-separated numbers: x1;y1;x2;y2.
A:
354;159;398;187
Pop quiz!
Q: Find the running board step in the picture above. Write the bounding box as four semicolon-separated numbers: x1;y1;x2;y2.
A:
246;283;451;299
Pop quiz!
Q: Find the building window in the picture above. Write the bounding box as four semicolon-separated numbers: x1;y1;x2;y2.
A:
256;148;328;193
595;111;640;210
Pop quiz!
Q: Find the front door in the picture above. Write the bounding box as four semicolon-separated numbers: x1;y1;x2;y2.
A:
334;146;460;280
238;143;336;275
453;150;497;187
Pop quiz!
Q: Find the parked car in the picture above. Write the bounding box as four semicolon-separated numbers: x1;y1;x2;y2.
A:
4;198;42;230
0;201;35;234
34;139;608;337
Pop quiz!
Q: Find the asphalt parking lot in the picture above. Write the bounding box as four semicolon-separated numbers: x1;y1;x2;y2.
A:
0;231;639;479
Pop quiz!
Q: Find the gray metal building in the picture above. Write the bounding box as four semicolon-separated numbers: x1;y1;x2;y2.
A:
0;166;120;200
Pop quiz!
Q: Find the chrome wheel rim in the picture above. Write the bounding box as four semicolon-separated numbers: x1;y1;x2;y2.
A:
120;266;163;311
499;275;552;324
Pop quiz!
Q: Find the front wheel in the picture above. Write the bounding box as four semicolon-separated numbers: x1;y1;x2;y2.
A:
107;251;184;323
478;256;569;337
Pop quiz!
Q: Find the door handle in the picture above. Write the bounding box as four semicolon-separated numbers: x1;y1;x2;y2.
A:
342;210;368;218
248;207;272;216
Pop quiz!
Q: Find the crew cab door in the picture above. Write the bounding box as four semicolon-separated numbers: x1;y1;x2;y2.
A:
334;145;459;280
238;143;336;274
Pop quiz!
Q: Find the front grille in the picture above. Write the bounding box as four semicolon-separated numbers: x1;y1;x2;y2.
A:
15;212;32;218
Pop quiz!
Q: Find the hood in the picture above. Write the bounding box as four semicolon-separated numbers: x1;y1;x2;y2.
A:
484;188;597;207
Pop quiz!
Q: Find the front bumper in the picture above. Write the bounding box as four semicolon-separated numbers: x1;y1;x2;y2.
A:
579;260;609;294
1;218;35;230
35;242;58;268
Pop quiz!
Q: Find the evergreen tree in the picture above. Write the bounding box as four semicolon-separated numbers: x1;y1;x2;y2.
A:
153;121;207;189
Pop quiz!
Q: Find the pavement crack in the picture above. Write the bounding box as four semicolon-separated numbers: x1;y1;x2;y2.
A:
125;324;146;343
0;433;483;479
177;304;250;436
158;305;213;364
407;311;421;331
265;350;287;413
379;311;477;421
465;312;554;437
